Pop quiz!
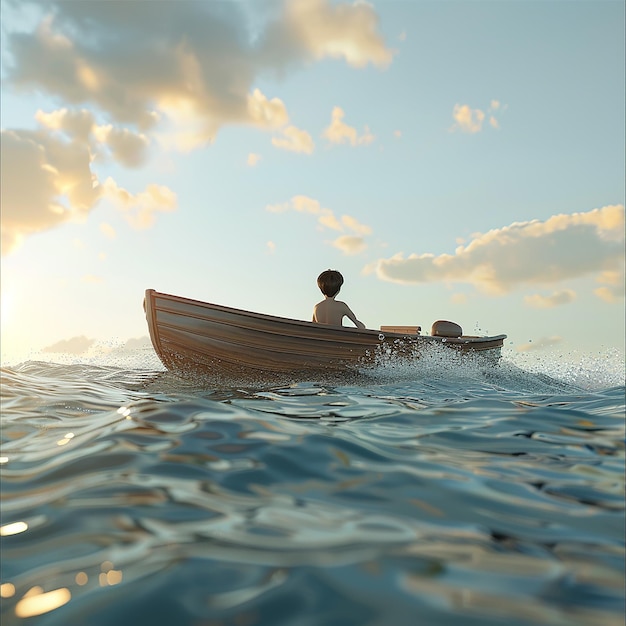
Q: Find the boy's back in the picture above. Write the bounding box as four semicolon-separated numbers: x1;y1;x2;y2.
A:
313;298;357;326
312;269;365;329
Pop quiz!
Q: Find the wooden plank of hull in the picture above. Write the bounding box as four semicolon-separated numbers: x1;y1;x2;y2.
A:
145;289;506;376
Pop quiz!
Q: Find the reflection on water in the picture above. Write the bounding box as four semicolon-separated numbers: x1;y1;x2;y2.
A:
0;353;624;625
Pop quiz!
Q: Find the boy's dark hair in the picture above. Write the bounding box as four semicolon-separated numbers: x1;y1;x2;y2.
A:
317;269;344;297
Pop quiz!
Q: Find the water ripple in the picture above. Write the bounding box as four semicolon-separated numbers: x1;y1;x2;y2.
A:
0;359;623;625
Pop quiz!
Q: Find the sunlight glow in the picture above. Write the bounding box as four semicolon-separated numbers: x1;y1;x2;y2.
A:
1;521;28;536
1;583;16;598
15;587;71;618
1;292;13;328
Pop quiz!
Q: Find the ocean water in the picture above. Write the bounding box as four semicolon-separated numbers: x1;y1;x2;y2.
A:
1;346;624;626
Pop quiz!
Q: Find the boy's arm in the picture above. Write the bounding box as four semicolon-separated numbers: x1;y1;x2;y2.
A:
343;303;366;329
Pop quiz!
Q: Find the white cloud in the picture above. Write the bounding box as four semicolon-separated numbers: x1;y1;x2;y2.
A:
266;194;371;255
372;205;625;296
524;289;576;308
272;125;315;154
323;106;375;146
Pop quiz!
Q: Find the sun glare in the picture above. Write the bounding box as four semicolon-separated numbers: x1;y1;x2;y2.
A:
1;291;13;327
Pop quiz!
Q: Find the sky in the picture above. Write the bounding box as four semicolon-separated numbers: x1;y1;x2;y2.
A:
1;0;624;366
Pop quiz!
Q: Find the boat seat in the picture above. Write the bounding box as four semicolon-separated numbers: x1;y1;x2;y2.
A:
380;326;421;335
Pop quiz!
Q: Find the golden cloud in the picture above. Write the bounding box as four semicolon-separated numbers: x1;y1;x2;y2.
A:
333;235;367;255
373;205;625;296
6;1;392;146
450;104;485;133
450;101;505;133
281;0;394;68
272;125;315;154
101;178;177;229
323;106;375;146
524;289;576;308
0;126;177;255
0;128;99;255
266;194;371;255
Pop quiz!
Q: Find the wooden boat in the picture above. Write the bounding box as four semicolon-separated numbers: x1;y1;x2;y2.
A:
144;289;507;379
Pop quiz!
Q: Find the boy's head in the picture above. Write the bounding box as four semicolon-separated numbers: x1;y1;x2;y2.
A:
317;269;344;297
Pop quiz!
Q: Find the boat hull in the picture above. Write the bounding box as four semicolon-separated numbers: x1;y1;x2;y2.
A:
144;289;506;378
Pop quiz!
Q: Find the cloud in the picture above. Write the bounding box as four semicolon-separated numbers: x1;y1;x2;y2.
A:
272;125;315;153
247;153;261;166
6;0;393;147
101;178;177;229
516;336;563;353
333;235;367;255
2;0;393;251
594;269;625;302
524;289;576;308
264;0;394;69
0;128;99;254
372;205;625;296
42;335;95;354
95;126;150;167
323;106;375;146
450;101;505;133
322;107;375;146
450;104;486;134
266;194;371;255
0;124;177;254
35;108;150;167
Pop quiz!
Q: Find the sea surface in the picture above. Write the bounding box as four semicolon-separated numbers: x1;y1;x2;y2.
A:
1;346;624;626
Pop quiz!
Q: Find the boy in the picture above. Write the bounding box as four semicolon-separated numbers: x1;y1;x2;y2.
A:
312;269;366;329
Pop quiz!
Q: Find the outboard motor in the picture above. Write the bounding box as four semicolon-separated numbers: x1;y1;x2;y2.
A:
431;320;462;338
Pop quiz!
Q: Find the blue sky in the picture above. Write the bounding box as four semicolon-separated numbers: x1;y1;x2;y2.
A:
1;0;624;364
